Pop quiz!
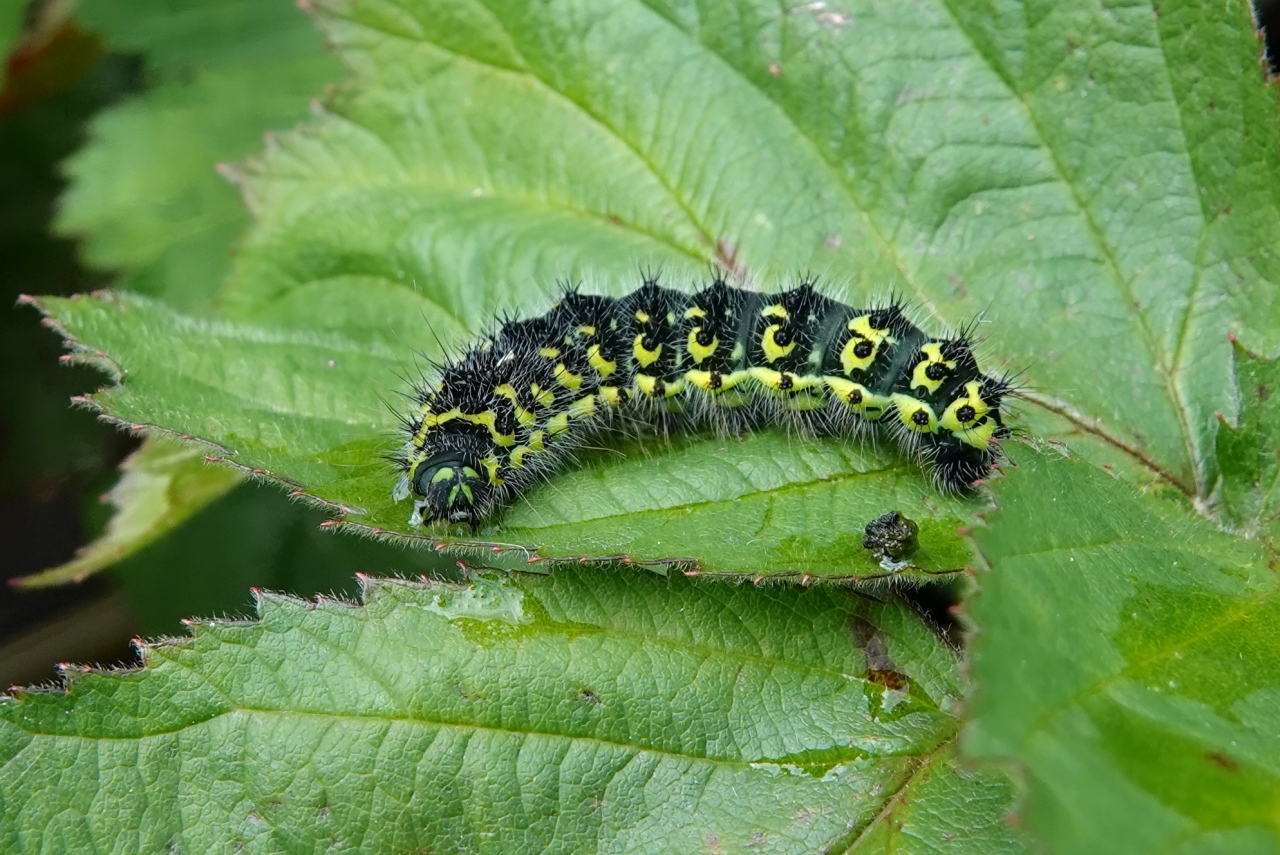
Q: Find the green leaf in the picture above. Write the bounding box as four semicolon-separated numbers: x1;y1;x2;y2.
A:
34;291;975;581
12;437;241;588
966;444;1280;854
59;0;341;310
0;567;1029;854
219;0;1280;503
1217;343;1280;535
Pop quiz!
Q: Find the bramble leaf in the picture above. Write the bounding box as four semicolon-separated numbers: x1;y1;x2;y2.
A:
0;567;1029;854
15;0;1280;850
967;445;1280;854
33;0;1280;576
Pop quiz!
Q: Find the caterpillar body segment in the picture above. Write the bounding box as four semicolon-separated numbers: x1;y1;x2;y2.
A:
395;276;1015;527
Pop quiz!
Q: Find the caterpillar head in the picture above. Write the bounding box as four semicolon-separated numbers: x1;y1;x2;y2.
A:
398;451;495;528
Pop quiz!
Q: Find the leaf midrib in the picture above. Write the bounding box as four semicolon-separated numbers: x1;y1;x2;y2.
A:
5;628;943;770
823;743;952;855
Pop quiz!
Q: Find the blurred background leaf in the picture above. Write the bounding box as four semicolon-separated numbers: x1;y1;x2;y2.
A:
60;0;342;309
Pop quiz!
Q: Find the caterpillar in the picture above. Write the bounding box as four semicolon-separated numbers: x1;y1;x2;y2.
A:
393;275;1015;528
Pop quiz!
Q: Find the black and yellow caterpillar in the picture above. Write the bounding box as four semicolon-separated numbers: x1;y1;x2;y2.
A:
394;276;1015;527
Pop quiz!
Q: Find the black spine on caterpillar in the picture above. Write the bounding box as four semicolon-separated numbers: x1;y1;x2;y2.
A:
393;275;1015;528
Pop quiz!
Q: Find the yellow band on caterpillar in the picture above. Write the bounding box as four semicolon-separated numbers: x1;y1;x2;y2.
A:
530;384;555;408
953;415;998;449
824;377;890;418
685;369;749;393
749;366;817;393
760;324;796;363
567;394;597;420
460;410;514;446
599;386;626;406
635;374;684;398
494;384;537;427
891;394;939;433
687;329;718;364
587;344;616;377
480;454;504;485
416;407;514;446
848;314;893;344
939;381;991;432
554;363;583;390
510;430;548;469
633;334;662;368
